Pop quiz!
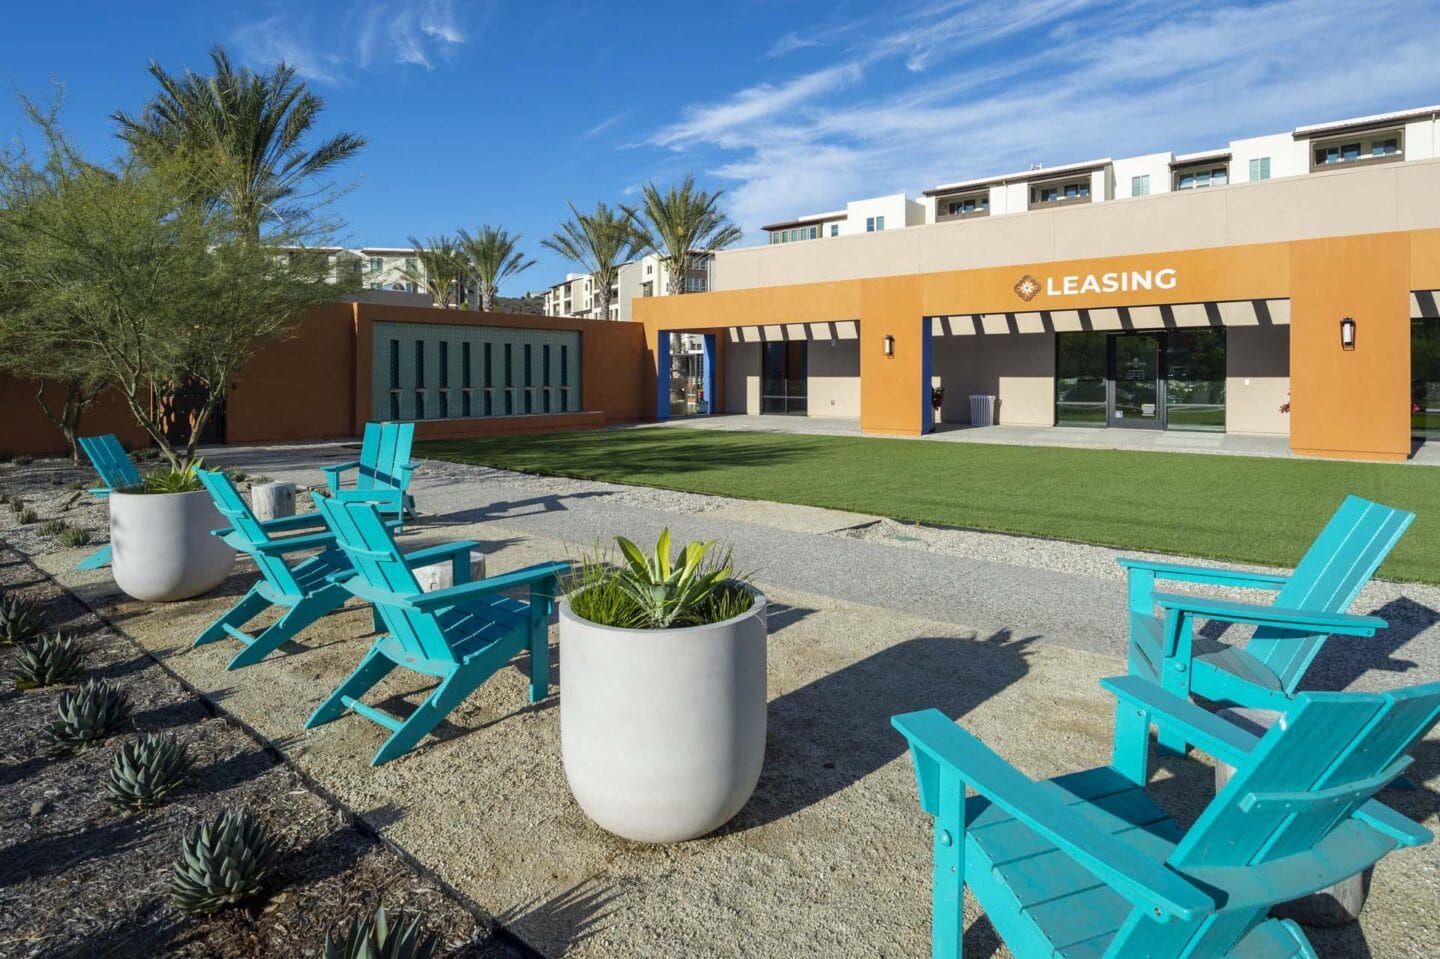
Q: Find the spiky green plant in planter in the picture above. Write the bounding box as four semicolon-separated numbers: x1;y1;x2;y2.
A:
11;633;84;689
107;733;192;811
324;905;439;959
171;807;278;914
567;529;753;630
43;679;131;753
58;526;91;548
0;595;45;645
36;518;66;537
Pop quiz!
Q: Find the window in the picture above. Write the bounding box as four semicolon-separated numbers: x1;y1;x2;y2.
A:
461;342;472;417
829;223;839;236
1248;157;1271;181
1373;137;1399;157
1175;166;1227;190
388;339;400;420
808;225;818;239
946;195;989;216
503;343;513;415
646;263;653;274
864;215;886;232
413;341;426;419
1131;174;1150;196
438;341;449;418
1315;142;1362;165
686;274;706;292
1032;180;1090;205
404;257;417;272
369;257;383;273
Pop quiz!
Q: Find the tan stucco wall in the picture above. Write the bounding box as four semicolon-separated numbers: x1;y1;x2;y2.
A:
1225;325;1291;435
931;333;1057;425
725;341;761;414
808;339;860;418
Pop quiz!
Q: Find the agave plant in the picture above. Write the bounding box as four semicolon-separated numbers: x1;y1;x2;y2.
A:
11;633;84;689
107;733;192;811
0;595;46;645
135;460;204;494
43;678;131;753
611;529;740;629
324;905;439;959
58;526;91;548
36;518;66;537
171;807;278;914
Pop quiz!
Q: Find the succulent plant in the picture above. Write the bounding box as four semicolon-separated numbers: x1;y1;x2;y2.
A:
11;633;84;689
324;905;439;959
107;732;192;811
36;518;66;537
171;807;278;914
58;526;91;548
43;678;131;753
5;496;25;512
16;507;38;524
0;595;45;645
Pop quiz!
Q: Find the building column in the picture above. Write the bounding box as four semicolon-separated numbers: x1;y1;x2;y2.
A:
1288;234;1411;461
701;333;717;415
655;331;671;421
859;275;927;435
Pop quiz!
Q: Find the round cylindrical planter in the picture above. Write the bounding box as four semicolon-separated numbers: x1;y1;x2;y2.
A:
559;589;768;843
110;489;236;602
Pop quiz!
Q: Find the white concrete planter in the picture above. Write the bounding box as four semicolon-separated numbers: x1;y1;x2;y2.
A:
559;588;768;843
110;489;235;602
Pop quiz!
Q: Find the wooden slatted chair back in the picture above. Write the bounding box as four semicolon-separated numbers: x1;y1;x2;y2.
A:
1246;496;1413;691
356;422;414;493
196;469;302;595
78;434;142;490
311;492;455;665
1110;681;1440;958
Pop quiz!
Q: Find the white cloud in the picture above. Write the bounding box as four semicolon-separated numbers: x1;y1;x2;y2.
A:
232;0;472;81
639;0;1440;239
766;30;822;59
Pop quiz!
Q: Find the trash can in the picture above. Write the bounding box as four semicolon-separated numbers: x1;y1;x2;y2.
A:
968;394;996;426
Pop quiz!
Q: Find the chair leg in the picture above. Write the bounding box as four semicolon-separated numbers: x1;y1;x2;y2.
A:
527;616;550;704
1156;663;1192;755
1112;701;1152;785
371;670;475;766
306;646;396;729
227;586;347;670
932;766;965;959
194;587;271;648
76;544;113;571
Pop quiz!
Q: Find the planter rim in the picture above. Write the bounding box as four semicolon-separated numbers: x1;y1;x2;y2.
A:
559;582;767;637
107;487;209;500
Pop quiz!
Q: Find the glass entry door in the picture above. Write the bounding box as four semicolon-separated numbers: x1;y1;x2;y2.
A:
761;341;808;414
1109;334;1162;428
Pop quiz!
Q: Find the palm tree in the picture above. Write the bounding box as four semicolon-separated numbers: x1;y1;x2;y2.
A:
542;202;641;320
113;44;365;241
633;175;743;295
458;225;535;312
397;235;465;308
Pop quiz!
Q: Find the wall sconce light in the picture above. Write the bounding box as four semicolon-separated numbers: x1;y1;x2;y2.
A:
883;334;895;357
1340;316;1356;351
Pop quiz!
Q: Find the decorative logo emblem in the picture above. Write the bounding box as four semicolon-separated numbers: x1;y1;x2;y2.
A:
1013;274;1041;302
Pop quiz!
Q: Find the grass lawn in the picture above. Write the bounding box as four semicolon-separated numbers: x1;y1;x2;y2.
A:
416;427;1440;584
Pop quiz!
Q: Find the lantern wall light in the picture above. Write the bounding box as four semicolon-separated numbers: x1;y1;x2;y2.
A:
883;334;895;357
1340;316;1356;351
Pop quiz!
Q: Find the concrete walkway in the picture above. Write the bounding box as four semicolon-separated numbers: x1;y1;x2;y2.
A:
11;443;1440;957
651;414;1440;463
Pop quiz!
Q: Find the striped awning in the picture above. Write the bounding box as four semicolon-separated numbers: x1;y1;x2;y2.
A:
726;320;860;343
929;299;1290;336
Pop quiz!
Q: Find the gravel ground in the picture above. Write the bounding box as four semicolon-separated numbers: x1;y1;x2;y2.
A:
4;446;1440;957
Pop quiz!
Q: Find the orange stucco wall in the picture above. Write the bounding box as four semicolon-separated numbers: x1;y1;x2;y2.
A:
0;301;649;455
635;228;1438;458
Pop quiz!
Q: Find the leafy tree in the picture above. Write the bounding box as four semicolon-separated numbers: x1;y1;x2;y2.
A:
113;44;365;242
0;108;349;467
632;175;743;295
542;202;640;320
396;235;465;308
458;225;535;312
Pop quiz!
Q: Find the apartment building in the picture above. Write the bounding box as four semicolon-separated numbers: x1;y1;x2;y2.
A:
542;252;713;322
762;193;926;244
635;103;1440;463
357;246;423;293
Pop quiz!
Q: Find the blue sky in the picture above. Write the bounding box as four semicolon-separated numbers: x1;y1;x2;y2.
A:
3;0;1439;294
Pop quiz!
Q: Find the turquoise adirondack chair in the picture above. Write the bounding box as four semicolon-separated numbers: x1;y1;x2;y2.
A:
75;434;143;571
893;673;1440;958
322;422;418;530
193;469;467;670
306;491;567;766
1120;494;1414;752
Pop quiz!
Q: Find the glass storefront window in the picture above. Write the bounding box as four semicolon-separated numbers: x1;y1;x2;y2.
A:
1166;329;1227;432
1055;332;1107;426
761;341;808;414
1413;319;1440;438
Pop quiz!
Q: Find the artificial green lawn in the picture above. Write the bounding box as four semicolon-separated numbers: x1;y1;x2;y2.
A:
415;428;1440;584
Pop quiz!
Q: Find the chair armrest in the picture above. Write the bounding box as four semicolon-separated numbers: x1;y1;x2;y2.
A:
1152;592;1386;636
1101;676;1258;768
400;540;482;568
321;460;362;476
258;512;327;532
88;487;111;498
249;531;337;555
408;561;571;610
1117;557;1288;590
340;578;415;609
891;709;1214;922
332;488;404;505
